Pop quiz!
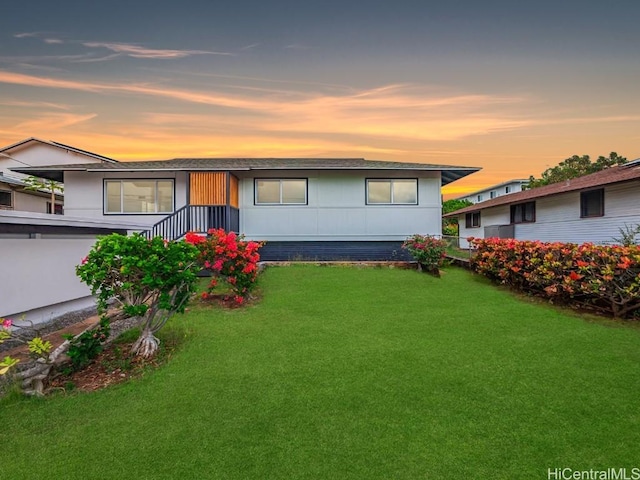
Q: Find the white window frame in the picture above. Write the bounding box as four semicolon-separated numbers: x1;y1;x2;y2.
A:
365;179;418;205
104;179;175;214
254;179;308;205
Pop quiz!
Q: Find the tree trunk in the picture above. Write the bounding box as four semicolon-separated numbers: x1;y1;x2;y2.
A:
131;327;160;357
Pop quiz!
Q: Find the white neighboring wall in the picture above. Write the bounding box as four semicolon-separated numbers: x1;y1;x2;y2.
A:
458;180;527;204
0;211;145;325
1;142;106;178
456;181;640;247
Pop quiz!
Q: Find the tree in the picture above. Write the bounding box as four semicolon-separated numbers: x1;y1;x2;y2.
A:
76;234;201;357
21;176;64;214
526;152;627;189
442;199;473;236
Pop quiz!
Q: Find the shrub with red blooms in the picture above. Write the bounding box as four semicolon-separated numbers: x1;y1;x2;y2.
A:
402;234;448;274
185;229;264;305
469;237;640;318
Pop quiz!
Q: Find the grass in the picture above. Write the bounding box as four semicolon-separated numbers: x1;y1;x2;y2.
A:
2;265;640;479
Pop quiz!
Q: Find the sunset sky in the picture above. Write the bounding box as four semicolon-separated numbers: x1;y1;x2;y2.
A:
2;1;639;197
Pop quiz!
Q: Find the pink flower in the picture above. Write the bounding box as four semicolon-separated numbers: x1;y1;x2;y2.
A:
81;256;88;265
2;318;12;329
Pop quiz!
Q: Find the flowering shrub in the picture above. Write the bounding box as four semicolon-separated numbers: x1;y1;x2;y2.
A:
0;318;52;375
470;237;640;318
76;234;201;357
185;229;264;304
402;234;448;273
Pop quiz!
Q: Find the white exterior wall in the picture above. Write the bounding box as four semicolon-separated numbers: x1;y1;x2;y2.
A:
1;143;105;178
458;207;510;248
0;236;96;324
515;183;640;244
460;180;526;204
456;182;640;246
63;170;189;227
0;211;145;325
238;170;442;241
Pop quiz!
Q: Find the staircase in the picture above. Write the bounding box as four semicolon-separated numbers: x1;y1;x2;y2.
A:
141;205;239;241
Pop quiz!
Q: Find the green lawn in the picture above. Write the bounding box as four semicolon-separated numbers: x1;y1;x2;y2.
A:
2;265;640;479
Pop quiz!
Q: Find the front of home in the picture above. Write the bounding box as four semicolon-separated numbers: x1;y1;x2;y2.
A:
446;160;640;248
15;157;479;260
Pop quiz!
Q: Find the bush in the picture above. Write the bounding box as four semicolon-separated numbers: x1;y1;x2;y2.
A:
402;234;447;274
470;237;640;318
76;234;201;357
185;229;264;305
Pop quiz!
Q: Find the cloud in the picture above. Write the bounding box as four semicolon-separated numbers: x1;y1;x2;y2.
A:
82;42;234;59
14;32;40;38
0;70;533;144
44;38;64;44
13;113;97;130
0;100;71;110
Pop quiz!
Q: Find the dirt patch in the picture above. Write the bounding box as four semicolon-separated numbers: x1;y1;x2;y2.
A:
46;339;173;394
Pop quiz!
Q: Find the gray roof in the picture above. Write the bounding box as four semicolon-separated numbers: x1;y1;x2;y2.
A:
1;137;117;163
12;157;480;186
0;174;26;187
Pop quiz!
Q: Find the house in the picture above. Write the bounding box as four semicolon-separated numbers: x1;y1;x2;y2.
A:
0;137;117;214
454;179;529;204
445;160;640;248
13;157;480;261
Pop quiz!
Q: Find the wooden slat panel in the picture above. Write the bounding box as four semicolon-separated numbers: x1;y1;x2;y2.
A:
229;175;239;208
189;172;226;205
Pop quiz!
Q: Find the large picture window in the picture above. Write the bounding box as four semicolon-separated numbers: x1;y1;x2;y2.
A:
510;201;536;224
580;189;604;218
105;180;174;214
366;179;417;205
255;179;307;205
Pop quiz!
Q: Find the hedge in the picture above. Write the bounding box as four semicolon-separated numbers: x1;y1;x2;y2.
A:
469;237;640;318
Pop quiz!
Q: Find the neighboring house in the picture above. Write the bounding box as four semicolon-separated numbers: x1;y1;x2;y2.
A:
14;157;480;260
0;173;64;214
445;160;640;248
0;137;117;214
455;179;528;204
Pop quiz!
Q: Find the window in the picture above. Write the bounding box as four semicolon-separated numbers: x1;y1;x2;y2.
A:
465;212;481;228
505;186;512;194
366;179;417;205
477;194;483;202
255;179;307;205
0;190;12;208
490;191;497;199
580;189;604;218
510;201;536;223
46;202;64;215
104;180;174;214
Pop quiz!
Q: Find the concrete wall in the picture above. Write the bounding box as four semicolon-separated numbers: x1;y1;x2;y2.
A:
237;170;442;241
0;236;97;324
0;211;146;325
